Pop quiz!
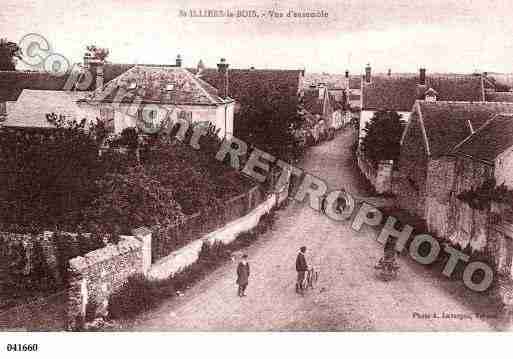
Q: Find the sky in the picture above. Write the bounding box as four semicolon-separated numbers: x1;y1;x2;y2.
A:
1;0;513;74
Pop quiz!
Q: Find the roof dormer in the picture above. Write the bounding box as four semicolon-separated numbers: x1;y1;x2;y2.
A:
424;87;438;102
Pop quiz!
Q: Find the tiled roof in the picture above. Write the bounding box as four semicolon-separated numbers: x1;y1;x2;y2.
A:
362;75;484;111
485;91;513;103
190;67;302;117
0;71;73;102
415;101;513;157
303;88;323;115
88;66;226;105
2;89;93;128
452;114;513;163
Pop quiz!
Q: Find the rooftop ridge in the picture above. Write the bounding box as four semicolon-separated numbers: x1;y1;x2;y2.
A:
418;100;513;105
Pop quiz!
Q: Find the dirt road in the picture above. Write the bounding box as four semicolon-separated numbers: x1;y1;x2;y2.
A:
127;129;506;331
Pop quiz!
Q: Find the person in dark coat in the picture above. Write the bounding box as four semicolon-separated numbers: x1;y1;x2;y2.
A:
296;246;308;294
236;254;250;297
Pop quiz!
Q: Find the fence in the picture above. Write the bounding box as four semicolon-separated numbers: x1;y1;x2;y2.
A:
151;186;263;262
0;289;68;331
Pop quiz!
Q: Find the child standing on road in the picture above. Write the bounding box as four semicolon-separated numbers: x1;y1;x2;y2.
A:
236;254;250;297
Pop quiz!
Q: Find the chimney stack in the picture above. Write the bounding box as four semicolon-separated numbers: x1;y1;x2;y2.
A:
419;68;426;85
365;63;372;83
217;58;229;99
84;52;104;90
318;84;326;100
176;54;182;67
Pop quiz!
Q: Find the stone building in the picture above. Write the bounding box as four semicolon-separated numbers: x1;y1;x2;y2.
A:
419;113;513;287
359;65;486;144
397;101;513;221
86;63;235;139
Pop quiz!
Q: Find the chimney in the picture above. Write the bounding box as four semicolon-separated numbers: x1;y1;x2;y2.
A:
318;84;326;100
365;63;371;83
217;58;229;99
419;68;426;85
387;69;392;76
345;70;349;78
85;57;104;90
176;54;182;67
83;52;93;67
197;59;205;77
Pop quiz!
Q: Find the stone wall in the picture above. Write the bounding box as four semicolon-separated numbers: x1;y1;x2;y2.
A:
447;157;494;252
396;111;429;219
357;151;395;194
151;186;263;262
66;229;151;329
149;190;280;280
425;157;456;238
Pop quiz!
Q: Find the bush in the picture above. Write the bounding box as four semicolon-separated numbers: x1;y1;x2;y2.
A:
108;274;160;319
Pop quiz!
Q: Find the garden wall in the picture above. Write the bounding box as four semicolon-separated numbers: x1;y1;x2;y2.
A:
356;151;395;194
149;189;281;280
66;229;151;329
151;186;264;262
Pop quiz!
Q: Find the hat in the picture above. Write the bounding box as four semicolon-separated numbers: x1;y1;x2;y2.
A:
300;246;307;252
242;254;248;259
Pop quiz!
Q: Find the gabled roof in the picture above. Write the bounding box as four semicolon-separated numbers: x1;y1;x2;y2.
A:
362;75;484;111
0;70;74;102
303;88;323;115
2;89;93;128
411;101;513;158
452;113;513;163
88;66;227;105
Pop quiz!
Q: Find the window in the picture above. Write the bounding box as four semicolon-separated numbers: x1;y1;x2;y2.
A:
178;110;193;122
127;81;137;90
165;84;174;91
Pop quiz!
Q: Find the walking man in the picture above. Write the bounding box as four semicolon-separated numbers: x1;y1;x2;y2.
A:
236;254;250;297
296;246;308;294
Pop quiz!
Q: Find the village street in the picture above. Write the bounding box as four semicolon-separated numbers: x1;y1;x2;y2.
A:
127;129;507;331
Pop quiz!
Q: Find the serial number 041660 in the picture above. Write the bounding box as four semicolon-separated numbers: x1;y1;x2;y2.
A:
6;344;39;352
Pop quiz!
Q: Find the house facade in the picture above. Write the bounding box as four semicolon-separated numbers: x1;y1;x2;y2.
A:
414;113;513;288
85;61;235;139
302;84;344;129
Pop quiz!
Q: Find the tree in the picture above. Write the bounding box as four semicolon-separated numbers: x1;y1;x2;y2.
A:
0;38;22;70
235;96;305;162
0;114;112;231
86;45;109;61
360;110;406;163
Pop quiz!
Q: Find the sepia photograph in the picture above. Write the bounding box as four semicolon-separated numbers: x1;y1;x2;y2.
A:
0;0;513;355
